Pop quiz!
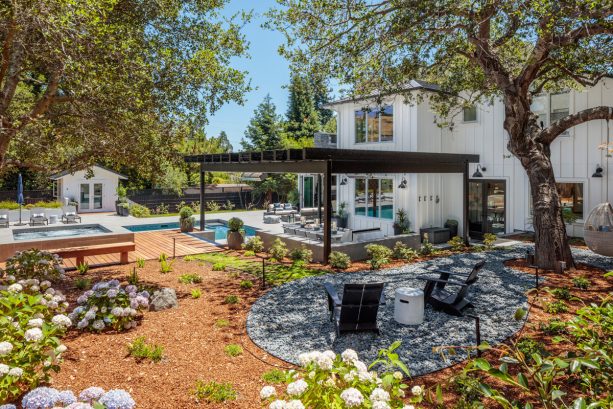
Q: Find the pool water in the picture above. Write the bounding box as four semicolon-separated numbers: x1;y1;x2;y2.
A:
13;224;111;241
123;221;256;241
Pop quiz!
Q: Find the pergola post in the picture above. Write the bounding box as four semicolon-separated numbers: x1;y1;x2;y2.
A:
463;160;470;246
317;174;323;222
323;160;332;263
200;164;206;232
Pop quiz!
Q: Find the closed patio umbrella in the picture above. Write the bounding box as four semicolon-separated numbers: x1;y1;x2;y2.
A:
16;173;26;226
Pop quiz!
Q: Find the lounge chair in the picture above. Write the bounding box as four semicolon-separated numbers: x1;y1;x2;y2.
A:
29;208;48;226
324;282;385;336
61;206;81;223
0;210;8;228
417;260;485;316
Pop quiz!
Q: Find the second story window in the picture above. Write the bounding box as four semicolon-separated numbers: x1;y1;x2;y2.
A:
531;92;570;136
463;106;477;122
355;105;393;143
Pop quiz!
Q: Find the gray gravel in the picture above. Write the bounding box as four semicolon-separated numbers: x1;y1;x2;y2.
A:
247;245;612;376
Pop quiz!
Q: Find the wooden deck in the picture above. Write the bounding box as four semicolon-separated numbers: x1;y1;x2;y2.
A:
61;230;220;268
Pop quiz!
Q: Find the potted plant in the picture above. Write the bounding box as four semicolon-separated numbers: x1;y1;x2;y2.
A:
335;202;349;228
116;185;128;215
179;206;195;232
444;219;459;237
393;209;411;235
118;202;130;216
226;217;245;250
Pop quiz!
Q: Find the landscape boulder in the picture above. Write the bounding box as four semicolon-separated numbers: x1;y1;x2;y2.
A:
150;288;178;311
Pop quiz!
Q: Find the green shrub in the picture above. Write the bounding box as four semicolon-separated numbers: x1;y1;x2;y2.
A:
76;262;89;275
244;250;255;257
224;295;240;304
364;244;392;269
4;249;64;281
212;262;226;271
392;241;417;260
544;300;569;314
514;307;527;321
224;344;243;357
159;258;174;274
158;253;168;262
288;245;313;263
129;203;151;217
516;336;548;362
243;236;264;253
328;251;351;270
420;234;435;256
540;319;568;335
453;372;482;403
261;369;287;384
179;206;195;230
127;336;164;363
191;289;202;299
128;267;139;285
193;380;237;403
239;280;253;289
572;276;590;290
179;273;202;284
482;233;497;249
268;238;288;261
447;235;466;251
135;258;145;268
206;201;221;212
75;278;91;290
227;217;244;232
0;200;20;209
215;319;230;328
550;286;571;300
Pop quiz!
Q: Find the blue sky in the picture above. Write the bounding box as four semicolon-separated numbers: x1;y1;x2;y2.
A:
205;0;291;150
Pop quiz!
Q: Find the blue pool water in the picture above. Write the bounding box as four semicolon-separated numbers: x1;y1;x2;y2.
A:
13;224;111;241
123;221;256;241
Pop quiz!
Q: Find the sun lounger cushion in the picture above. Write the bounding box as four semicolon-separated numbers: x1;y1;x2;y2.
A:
65;211;76;216
33;213;44;218
0;215;7;219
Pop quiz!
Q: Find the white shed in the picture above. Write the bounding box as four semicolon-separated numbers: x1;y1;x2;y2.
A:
50;165;128;213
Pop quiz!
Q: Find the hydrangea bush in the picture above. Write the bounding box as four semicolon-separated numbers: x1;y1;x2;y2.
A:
69;280;149;332
260;342;423;409
0;386;136;409
0;278;70;402
2;249;65;282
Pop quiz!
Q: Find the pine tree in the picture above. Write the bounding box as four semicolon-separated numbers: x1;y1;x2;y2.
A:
241;94;283;151
217;131;233;152
285;73;320;140
311;76;333;126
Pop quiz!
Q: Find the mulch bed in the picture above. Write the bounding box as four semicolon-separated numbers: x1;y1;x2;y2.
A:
47;250;611;408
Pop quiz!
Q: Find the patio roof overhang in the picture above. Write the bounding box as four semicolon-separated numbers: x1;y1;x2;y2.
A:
184;148;479;264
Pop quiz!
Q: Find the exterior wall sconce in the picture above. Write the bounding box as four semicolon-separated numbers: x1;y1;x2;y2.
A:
592;165;603;178
472;164;486;178
398;177;407;189
339;177;348;185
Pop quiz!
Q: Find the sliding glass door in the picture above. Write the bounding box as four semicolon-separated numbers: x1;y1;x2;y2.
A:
468;180;506;237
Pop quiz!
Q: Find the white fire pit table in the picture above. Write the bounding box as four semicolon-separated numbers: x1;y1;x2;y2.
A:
394;287;424;325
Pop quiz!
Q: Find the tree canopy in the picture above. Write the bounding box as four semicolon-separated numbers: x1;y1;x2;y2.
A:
285;73;321;140
241;94;284;151
0;0;250;176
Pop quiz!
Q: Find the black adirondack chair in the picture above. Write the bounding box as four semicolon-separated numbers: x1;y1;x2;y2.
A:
418;260;485;316
324;282;385;336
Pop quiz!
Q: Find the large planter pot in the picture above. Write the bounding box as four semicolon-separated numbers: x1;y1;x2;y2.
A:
180;218;194;233
118;206;130;216
337;215;349;229
226;231;244;250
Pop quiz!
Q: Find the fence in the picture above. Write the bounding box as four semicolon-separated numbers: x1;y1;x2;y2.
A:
0;190;54;204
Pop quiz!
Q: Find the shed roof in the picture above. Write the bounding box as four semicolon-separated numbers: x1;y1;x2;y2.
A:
50;164;128;180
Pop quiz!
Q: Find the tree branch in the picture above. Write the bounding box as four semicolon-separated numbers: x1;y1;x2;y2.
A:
17;68;62;129
0;19;16;87
538;106;613;144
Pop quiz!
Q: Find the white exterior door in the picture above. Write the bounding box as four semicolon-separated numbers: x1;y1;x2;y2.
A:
79;182;104;212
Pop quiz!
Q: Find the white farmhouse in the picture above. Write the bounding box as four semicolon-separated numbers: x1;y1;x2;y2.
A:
300;78;612;239
50;165;128;213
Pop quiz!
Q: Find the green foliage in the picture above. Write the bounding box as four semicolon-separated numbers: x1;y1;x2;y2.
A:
550;287;572;301
76;262;89;275
243;250;256;257
0;200;62;209
243;236;265;253
206;201;221;211
448;236;466;252
227;217;244;232
482;233;497;250
562;207;579;224
224;344;243;357
453;372;483;404
284;73;320;140
179;206;195;229
224;295;240;304
288;245;313;263
365;244;392;270
215;319;230;328
159;258;175;274
192;380;237;403
4;249;64;282
261;369;287;384
75;278;91;290
545;300;569;314
420;234;436;256
128;267;139;286
179;274;202;284
212;262;226;271
328;251;351;270
540;319;568;335
129;203;151;218
239;280;254;289
393;208;411;234
513;308;527;321
241;94;283;151
268;238;289;261
127;336;164;363
516;337;549;362
158;253;167;262
392;241;417;260
116;185;128;200
135;258;145;268
572;276;590;290
191;288;202;299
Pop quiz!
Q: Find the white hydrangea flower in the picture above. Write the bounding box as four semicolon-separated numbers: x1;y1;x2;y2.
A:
393;371;403;380
41;280;51;289
340;388;363;408
341;349;359;364
269;399;287;409
357;370;373;382
354;361;367;373
30;285;40;292
402;405;415;409
24;327;43;342
56;344;68;353
372;402;391;409
315;354;334;370
27;318;44;328
411;385;423;396
92;320;105;331
0;341;13;356
260;386;276;400
370;387;390;402
45;288;55;295
398;389;405;398
0;364;9;375
343;370;357;382
287;400;305;409
8;367;23;377
7;283;22;293
286;379;308;396
52;314;72;328
322;350;336;361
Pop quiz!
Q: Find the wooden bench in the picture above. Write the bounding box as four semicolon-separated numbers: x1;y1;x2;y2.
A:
50;242;136;266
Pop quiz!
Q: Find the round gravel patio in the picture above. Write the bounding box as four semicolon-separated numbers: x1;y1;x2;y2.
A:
247;245;613;376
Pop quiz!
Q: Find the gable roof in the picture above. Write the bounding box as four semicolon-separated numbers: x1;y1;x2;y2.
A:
50;164;128;180
323;80;441;108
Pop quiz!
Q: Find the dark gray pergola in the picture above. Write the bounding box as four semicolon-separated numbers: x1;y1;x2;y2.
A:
185;148;479;262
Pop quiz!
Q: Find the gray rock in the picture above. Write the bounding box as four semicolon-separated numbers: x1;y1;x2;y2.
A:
150;288;178;311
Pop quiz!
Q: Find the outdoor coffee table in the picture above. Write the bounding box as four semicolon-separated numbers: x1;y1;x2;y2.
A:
394;287;424;325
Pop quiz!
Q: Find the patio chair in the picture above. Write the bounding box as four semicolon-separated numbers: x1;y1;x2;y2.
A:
61;205;81;223
0;210;9;228
29;208;48;226
417;260;485;317
324;282;385;336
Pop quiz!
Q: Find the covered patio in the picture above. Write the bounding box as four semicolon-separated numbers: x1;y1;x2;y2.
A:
185;148;479;262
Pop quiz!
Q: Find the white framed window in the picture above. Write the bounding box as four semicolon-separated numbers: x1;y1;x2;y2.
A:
531;92;570;136
528;181;584;221
354;105;393;143
354;178;394;220
462;106;478;123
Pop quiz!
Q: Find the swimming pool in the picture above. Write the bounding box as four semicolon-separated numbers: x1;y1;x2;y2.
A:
123;221;256;241
13;224;111;241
